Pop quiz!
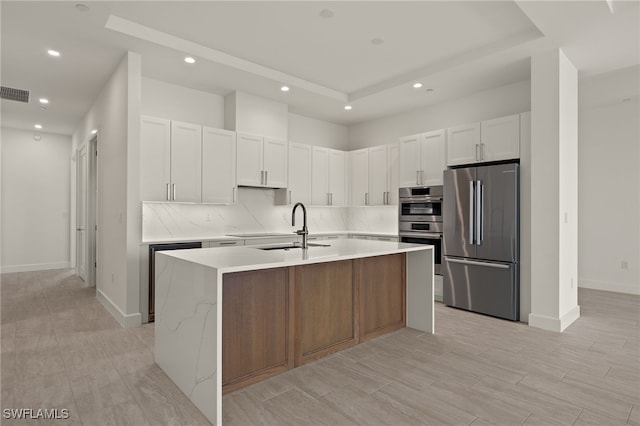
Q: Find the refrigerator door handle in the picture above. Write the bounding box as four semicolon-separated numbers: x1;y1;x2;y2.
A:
476;180;483;244
469;180;475;245
445;257;510;269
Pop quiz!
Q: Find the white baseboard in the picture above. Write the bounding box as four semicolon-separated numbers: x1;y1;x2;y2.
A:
1;261;70;274
579;279;640;296
97;289;142;328
529;305;580;333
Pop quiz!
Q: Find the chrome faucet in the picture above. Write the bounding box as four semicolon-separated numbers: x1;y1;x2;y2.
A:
292;202;309;249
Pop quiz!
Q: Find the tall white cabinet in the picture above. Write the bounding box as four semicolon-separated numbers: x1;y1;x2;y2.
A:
202;127;236;204
236;133;287;188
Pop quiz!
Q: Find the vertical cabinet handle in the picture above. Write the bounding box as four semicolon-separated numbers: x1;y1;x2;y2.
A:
232;187;237;203
475;144;480;161
420;170;424;185
480;144;485;161
469;180;475;245
288;190;292;205
260;170;264;185
365;192;369;206
476;180;483;244
265;170;268;186
416;170;420;185
166;183;170;201
172;184;176;201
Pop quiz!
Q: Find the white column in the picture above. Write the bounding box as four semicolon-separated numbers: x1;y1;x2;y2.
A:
529;49;580;332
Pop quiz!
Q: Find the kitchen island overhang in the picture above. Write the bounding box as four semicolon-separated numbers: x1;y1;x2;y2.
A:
154;239;434;425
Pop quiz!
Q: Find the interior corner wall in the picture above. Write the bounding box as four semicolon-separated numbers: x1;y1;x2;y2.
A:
347;79;531;149
141;78;225;127
288;113;348;150
1;128;72;272
578;67;640;295
72;51;141;327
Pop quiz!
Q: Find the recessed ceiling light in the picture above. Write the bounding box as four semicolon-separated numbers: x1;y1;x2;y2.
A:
344;105;352;111
184;57;196;64
34;124;42;129
75;3;90;12
371;38;385;46
622;97;632;103
412;83;423;89
425;88;434;92
39;98;49;104
280;86;290;92
319;9;334;18
47;49;61;57
91;129;98;135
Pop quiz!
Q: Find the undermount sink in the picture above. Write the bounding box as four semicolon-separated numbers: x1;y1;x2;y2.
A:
258;243;331;251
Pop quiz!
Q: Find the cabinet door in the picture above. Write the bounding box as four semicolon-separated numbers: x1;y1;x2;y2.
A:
140;116;171;201
170;121;202;202
480;114;520;162
311;146;330;206
398;134;422;187
263;137;288;188
368;145;388;206
328;149;347;206
447;122;480;166
350;149;369;206
287;142;312;205
202;127;236;204
420;129;446;186
236;133;264;186
387;143;399;205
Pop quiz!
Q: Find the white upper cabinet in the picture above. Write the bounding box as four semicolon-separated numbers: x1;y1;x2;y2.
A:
399;130;446;187
202;127;236;204
446;114;520;166
480;114;520;162
447;122;480;166
140;116;171;201
420;130;446;186
236;133;288;188
311;147;347;206
236;133;264;187
263;137;288;188
287;142;312;205
170;121;202;202
368;145;389;206
350;148;369;206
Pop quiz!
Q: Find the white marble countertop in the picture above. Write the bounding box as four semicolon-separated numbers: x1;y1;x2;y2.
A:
158;239;430;273
141;231;398;245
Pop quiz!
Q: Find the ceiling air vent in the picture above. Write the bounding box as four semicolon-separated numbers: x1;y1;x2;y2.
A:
0;86;30;103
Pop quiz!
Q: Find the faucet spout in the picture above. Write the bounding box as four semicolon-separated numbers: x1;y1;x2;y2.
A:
292;202;309;249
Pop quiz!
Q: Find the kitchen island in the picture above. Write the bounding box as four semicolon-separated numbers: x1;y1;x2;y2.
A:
154;239;434;425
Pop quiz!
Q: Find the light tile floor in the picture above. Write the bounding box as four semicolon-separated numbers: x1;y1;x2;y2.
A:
1;269;639;425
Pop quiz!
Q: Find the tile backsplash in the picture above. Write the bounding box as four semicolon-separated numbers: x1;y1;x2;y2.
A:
142;187;352;241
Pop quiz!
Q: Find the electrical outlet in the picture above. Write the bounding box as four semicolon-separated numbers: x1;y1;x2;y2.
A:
622;260;629;270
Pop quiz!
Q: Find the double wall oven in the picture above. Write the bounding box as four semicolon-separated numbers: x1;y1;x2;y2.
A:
398;186;443;275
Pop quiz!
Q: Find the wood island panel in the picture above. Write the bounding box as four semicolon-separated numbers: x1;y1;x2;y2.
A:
356;253;406;342
222;267;291;393
293;260;357;366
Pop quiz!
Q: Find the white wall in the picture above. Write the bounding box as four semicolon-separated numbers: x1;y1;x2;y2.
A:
288;113;348;150
578;67;640;295
1;128;71;272
72;52;142;327
226;91;288;140
141;78;225;127
348;80;531;149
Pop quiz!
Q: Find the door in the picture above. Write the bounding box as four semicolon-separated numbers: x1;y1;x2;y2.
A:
76;145;88;281
140;116;171;201
236;133;264;186
443;167;476;258
421;130;446;185
481;114;520;162
263;137;288;188
475;163;519;262
311;146;330;205
350;149;369;206
170;121;202;202
328;149;347;206
398;134;422;187
368;145;388;205
447;123;480;166
202;127;236;204
288;142;312;205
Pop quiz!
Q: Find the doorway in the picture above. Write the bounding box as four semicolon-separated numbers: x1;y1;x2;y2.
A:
75;135;97;286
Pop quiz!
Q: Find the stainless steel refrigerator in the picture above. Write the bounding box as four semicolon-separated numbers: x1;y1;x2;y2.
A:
443;163;519;321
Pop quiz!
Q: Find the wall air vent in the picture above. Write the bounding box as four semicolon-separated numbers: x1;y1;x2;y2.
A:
0;86;30;103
